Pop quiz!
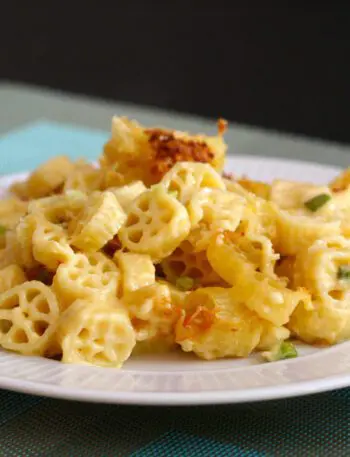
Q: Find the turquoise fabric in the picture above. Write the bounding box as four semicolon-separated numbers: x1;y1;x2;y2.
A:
0;389;350;456
0;122;348;456
0;121;108;174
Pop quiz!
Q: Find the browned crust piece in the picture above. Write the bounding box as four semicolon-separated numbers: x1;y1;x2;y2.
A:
146;129;215;180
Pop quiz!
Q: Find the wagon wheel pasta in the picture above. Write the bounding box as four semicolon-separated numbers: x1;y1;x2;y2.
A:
175;287;264;360
122;283;177;342
57;299;136;367
53;252;120;310
32;218;74;271
118;184;191;262
114;251;155;295
0;265;27;294
161;239;224;288
70;191;126;252
161;162;225;205
0;281;59;355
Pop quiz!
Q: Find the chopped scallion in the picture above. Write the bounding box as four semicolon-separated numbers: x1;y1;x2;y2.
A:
169;190;179;199
262;341;298;362
338;265;350;280
176;276;194;291
304;193;331;212
0;225;7;236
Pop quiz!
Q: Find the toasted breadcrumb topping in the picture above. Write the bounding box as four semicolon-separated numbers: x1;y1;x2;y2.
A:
217;118;228;136
146;129;215;179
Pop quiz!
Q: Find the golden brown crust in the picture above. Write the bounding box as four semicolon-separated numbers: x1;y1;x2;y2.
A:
177;306;215;342
217;118;228;136
329;168;350;193
145;129;215;180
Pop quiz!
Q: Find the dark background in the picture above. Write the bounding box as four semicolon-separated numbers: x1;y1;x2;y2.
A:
1;4;350;143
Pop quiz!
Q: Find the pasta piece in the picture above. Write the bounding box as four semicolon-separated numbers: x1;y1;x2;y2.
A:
334;189;350;238
32;219;74;271
70;191;126;252
114;251;155;295
0;233;5;251
293;187;350;237
161;162;225;205
133;335;176;355
29;191;87;226
224;231;279;278
224;181;277;239
161;239;224;287
224;178;258;200
109;181;147;210
0;281;59;355
187;188;245;231
100;117;155;187
184;223;216;253
0;264;27;294
63;160;103;194
207;233;307;326
329;168;350;193
0;249;10;270
122;283;177;342
0;198;28;230
119;184;190;262
237;178;271;199
156;279;190;310
9;181;29;201
0;231;22;269
53;252;120;310
175;287;263;360
101;117;227;187
289;297;350;345
270;180;331;211
15;214;38;268
271;205;340;256
131;283;180;355
257;323;290;351
294;236;350;302
12;156;75;199
274;256;296;287
312;188;350;236
57;299;135;367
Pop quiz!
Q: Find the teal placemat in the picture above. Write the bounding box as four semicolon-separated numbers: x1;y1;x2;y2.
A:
0;389;350;456
0;121;108;174
0;121;350;456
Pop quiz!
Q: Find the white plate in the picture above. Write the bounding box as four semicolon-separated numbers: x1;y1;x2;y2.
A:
0;156;349;406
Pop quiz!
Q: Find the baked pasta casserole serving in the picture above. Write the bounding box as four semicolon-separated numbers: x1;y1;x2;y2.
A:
0;116;349;368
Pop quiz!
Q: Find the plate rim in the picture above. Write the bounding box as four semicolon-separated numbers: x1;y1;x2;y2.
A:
1;370;350;405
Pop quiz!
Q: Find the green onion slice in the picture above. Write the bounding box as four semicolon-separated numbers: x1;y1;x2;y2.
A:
304;193;331;212
176;276;195;291
262;341;298;362
0;225;7;235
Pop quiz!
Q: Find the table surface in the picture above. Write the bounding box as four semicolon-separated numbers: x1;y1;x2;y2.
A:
1;81;350;457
